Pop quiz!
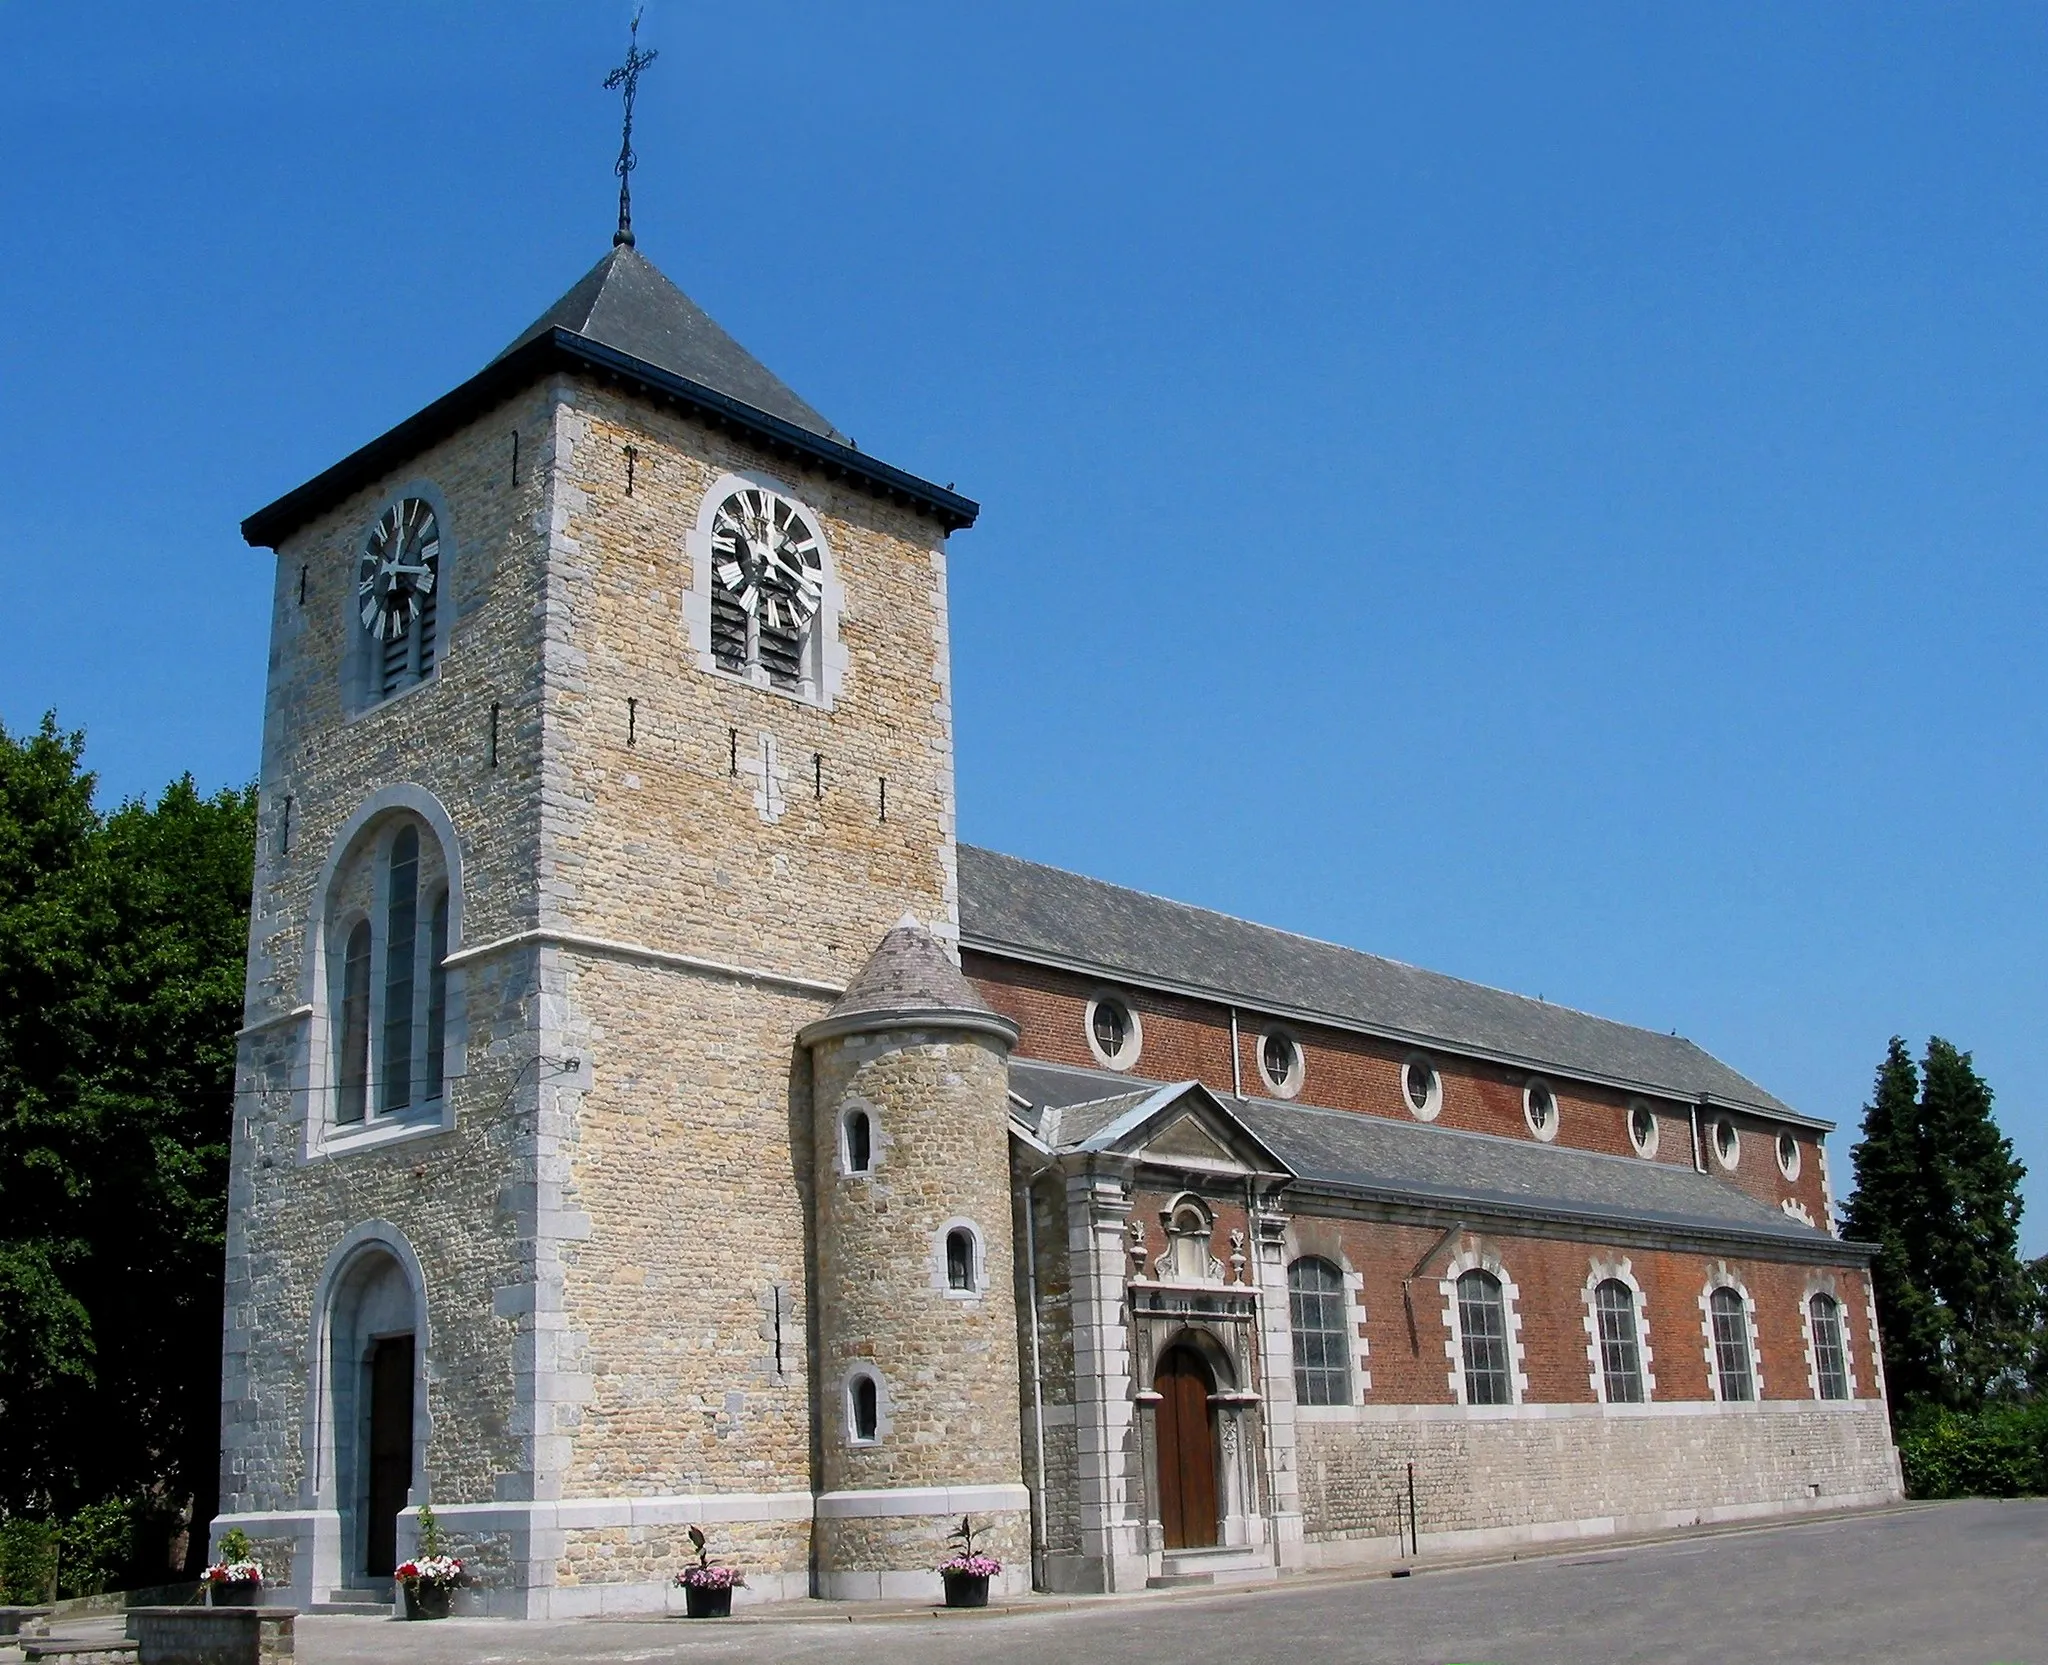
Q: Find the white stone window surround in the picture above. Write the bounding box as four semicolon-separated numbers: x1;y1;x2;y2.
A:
1581;1257;1657;1405
837;1103;879;1178
1711;1116;1742;1171
1401;1054;1443;1122
1800;1271;1859;1401
1698;1262;1765;1403
343;479;456;719
1256;1026;1305;1099
843;1364;890;1446
1083;988;1143;1073
1627;1098;1660;1159
1523;1077;1560;1143
300;786;467;1163
1439;1247;1530;1407
931;1217;989;1300
682;470;848;711
1284;1248;1372;1403
1776;1129;1803;1181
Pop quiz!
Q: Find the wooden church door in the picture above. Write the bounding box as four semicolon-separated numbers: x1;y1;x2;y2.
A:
365;1336;414;1578
1155;1345;1218;1550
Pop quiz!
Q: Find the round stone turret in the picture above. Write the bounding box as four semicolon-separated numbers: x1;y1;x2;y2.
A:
799;915;1028;1599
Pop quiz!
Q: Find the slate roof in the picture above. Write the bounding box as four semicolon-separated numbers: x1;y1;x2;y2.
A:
800;914;1017;1044
497;246;847;443
1010;1059;1847;1255
242;247;976;546
962;846;1813;1124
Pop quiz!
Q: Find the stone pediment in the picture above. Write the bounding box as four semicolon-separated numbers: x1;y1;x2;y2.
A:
1031;1079;1291;1183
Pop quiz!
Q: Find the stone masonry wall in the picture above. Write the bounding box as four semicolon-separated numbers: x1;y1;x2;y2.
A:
1298;1400;1900;1555
224;385;559;1573
812;1029;1027;1578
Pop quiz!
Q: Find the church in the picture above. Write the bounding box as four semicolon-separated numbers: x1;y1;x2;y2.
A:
214;203;1902;1612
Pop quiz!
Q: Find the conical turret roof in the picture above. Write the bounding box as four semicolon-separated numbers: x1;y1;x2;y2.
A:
800;914;1019;1047
499;244;845;442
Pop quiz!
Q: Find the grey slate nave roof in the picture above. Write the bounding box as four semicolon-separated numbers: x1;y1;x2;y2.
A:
1010;1059;1845;1255
962;845;1818;1127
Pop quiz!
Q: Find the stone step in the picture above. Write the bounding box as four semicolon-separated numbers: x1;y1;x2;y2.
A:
312;1591;394;1616
1148;1544;1278;1590
22;1643;137;1664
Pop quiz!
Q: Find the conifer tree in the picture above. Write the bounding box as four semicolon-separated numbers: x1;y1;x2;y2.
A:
1843;1035;2035;1412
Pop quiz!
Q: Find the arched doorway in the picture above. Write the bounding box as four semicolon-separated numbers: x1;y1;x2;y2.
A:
326;1247;419;1582
1155;1344;1218;1550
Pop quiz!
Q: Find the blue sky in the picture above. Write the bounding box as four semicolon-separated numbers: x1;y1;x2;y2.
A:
4;5;2045;1248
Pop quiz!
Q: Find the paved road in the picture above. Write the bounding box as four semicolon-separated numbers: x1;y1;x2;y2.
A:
295;1501;2046;1665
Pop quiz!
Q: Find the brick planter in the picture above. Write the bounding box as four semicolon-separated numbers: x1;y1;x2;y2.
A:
126;1606;296;1665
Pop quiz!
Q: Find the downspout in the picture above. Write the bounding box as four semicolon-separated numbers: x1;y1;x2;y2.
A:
1229;1007;1244;1099
1401;1219;1466;1354
1690;1096;1708;1173
1023;1170;1050;1592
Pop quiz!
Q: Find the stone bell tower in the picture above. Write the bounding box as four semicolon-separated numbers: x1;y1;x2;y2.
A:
217;234;993;1615
800;917;1030;1598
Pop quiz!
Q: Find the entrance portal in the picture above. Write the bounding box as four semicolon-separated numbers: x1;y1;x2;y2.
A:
1155;1345;1218;1550
365;1335;414;1578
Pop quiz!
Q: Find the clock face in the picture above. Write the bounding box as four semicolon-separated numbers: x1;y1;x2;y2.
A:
709;488;823;636
357;499;441;642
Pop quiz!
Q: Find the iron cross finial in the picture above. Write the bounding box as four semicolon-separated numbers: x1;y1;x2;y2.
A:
604;8;660;249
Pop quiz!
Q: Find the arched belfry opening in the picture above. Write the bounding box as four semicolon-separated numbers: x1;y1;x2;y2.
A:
323;1244;422;1584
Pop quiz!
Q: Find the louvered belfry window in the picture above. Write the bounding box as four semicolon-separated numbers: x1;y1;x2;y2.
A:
359;497;443;704
1457;1270;1514;1405
707;486;823;692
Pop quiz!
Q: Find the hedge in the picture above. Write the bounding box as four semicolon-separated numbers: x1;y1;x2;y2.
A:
1896;1403;2048;1499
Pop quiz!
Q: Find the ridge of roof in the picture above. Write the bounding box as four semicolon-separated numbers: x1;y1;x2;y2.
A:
242;249;978;547
799;914;1017;1048
495;245;847;443
963;846;1818;1126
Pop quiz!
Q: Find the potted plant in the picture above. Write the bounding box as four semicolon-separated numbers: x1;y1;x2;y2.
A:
937;1515;1000;1609
673;1527;745;1618
201;1530;264;1607
394;1506;464;1620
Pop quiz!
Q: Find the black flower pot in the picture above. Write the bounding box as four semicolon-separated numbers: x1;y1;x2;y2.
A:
941;1570;990;1609
403;1581;454;1620
210;1583;261;1608
683;1584;733;1618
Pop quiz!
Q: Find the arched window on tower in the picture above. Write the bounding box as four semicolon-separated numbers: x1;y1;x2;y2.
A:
424;887;449;1103
946;1228;975;1292
850;1373;879;1443
337;920;372;1126
381;827;419;1115
843;1108;872;1174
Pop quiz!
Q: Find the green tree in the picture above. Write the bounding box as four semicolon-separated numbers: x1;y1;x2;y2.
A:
1844;1035;2036;1413
0;713;254;1578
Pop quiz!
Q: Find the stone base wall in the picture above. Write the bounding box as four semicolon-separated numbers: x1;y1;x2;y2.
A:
1297;1398;1902;1563
815;1504;1030;1601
